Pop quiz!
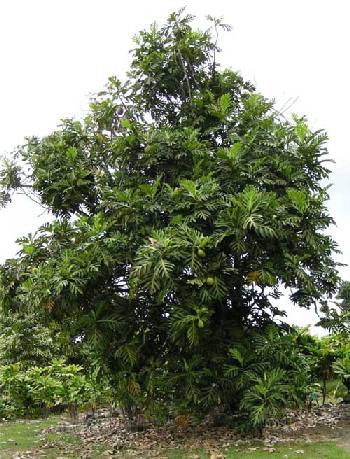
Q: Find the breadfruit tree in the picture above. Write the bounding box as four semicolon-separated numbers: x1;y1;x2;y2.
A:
0;10;339;413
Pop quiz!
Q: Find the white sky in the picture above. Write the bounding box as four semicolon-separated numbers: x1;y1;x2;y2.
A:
0;0;349;333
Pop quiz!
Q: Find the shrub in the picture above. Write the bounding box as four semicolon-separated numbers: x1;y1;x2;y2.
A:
0;359;108;418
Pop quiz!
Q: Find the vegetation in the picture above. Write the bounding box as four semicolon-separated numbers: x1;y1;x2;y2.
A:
0;359;110;418
0;8;348;439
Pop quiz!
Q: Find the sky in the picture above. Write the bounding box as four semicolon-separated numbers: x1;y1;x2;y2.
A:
0;0;349;333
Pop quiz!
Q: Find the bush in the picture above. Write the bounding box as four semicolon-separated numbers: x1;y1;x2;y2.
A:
0;359;108;418
109;325;318;432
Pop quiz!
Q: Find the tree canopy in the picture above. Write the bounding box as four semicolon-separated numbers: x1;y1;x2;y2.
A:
0;10;340;417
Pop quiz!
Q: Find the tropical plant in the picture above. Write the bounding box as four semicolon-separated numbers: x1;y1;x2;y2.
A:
0;359;107;418
223;325;316;431
240;368;290;433
333;355;350;394
0;10;340;424
331;339;350;397
309;335;339;404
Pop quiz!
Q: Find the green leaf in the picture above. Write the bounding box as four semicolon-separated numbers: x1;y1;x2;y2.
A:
120;118;132;129
219;93;232;115
22;244;35;255
66;147;78;161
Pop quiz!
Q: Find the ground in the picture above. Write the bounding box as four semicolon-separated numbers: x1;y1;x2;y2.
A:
2;405;350;458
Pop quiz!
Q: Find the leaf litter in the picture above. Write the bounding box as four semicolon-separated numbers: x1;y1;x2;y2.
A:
10;403;350;458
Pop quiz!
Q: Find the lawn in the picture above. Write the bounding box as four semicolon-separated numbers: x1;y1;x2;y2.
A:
164;442;350;458
0;416;60;458
0;416;107;458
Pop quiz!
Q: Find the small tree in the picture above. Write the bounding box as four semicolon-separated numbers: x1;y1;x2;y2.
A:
311;336;338;404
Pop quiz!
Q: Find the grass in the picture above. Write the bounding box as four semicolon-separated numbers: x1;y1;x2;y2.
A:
113;442;350;458
0;416;114;458
165;442;350;458
0;416;61;458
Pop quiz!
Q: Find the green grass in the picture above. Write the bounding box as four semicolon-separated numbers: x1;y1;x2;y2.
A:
0;416;61;458
115;442;350;458
165;442;350;458
0;416;114;458
42;430;83;458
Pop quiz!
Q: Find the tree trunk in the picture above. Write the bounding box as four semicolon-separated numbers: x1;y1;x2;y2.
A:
322;378;327;405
